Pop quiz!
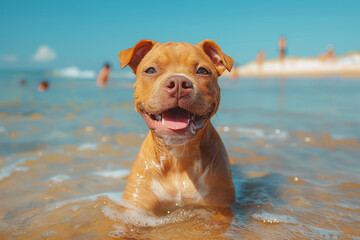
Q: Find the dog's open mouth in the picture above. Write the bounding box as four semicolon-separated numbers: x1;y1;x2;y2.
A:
152;107;190;130
140;106;212;132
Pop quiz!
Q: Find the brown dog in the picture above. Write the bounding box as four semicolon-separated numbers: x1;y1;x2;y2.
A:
118;40;235;213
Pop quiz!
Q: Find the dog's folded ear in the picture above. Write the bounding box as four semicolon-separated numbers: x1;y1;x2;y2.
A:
119;40;158;73
197;40;234;76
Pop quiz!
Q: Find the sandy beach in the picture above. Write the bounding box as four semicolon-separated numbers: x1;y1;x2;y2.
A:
226;52;360;78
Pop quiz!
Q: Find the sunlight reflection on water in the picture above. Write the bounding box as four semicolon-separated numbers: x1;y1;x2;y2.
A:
0;76;359;239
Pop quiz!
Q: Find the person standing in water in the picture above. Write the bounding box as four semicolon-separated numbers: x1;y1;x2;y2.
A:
96;63;111;87
257;50;266;67
19;79;26;86
326;46;335;60
278;36;287;61
230;62;239;80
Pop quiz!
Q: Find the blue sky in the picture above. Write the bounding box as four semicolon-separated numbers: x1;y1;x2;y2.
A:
0;0;359;71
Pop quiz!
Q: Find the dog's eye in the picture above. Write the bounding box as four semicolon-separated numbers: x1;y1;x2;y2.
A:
145;67;156;74
196;67;210;75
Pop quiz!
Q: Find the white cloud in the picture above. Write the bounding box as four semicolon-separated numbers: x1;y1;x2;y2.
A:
32;45;56;62
1;54;17;63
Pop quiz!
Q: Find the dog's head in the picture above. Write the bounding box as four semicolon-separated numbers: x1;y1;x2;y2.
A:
119;40;233;146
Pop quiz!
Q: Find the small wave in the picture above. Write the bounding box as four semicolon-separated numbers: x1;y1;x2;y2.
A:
103;205;213;228
0;156;38;180
48;174;71;183
309;226;341;239
268;129;288;140
345;234;360;240
78;143;98;150
93;169;130;179
251;211;297;224
41;231;56;237
335;202;360;210
331;134;347;140
221;126;288;140
235;127;266;138
44;130;71;140
49;192;124;210
53;66;96;79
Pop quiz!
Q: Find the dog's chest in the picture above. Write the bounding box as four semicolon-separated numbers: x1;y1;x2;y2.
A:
150;162;209;204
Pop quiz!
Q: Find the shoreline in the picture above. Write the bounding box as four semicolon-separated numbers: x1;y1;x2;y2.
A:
225;52;360;79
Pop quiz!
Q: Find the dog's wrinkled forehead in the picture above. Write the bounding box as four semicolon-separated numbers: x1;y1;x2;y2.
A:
141;43;208;69
118;40;234;76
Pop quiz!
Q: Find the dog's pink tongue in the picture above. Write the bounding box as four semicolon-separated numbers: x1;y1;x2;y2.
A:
162;108;190;130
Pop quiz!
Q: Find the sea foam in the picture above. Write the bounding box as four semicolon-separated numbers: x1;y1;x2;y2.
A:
103;205;213;228
78;143;98;150
93;169;130;179
49;192;124;210
0;156;38;180
251;211;297;224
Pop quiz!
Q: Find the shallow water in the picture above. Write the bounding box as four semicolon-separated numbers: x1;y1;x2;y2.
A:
0;72;359;239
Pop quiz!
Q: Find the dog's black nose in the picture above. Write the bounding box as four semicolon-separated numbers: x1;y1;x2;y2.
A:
163;75;193;98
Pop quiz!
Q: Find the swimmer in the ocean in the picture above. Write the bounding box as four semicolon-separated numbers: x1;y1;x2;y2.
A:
38;80;49;92
96;63;111;87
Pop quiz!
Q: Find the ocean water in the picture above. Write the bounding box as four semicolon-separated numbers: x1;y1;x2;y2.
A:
0;71;359;239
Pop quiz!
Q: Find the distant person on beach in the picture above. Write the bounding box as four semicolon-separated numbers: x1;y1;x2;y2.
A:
19;79;26;86
278;36;287;61
97;63;111;87
326;46;335;60
230;63;239;80
319;46;335;62
38;81;49;92
257;50;266;67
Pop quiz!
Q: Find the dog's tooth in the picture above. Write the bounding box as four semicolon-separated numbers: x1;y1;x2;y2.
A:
162;117;165;125
191;114;196;121
155;114;161;121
